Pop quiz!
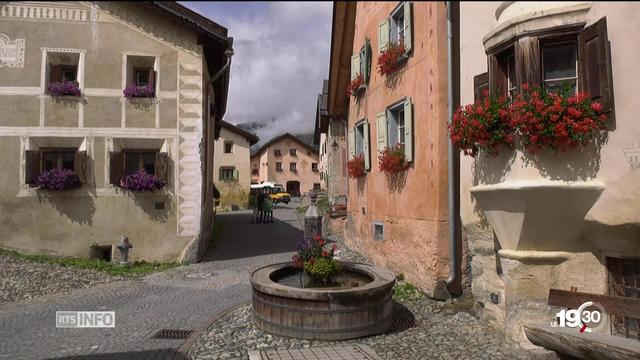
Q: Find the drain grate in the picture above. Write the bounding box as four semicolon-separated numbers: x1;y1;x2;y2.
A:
392;317;416;331
152;329;193;339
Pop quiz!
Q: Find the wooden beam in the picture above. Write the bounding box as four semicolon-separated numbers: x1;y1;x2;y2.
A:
524;324;640;360
548;289;640;319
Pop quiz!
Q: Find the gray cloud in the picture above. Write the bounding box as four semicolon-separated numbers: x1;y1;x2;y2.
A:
181;2;332;146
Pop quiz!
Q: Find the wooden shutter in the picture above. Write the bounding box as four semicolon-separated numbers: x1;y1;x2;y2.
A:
579;17;613;113
74;151;87;183
109;152;124;185
488;53;505;96
376;112;387;153
149;70;157;97
363;120;371;171
404;98;413;163
49;65;62;83
364;38;372;84
474;72;489;102
348;127;356;160
350;54;360;80
155;152;169;184
25;150;41;185
515;37;541;91
379;19;390;52
233;169;239;182
403;1;412;54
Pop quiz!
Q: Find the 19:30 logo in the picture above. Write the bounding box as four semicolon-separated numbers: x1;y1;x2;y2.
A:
553;301;605;333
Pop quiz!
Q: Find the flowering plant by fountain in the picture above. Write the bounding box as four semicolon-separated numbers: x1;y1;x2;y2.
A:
347;154;366;178
347;74;365;97
377;40;406;76
378;144;410;174
33;169;81;191
48;80;82;97
119;169;165;192
123;83;155;99
449;84;608;157
292;235;340;284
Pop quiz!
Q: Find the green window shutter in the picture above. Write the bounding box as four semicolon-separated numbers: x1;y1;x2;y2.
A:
351;54;360;80
404;97;413;163
363;120;371;171
403;2;413;54
376;111;387;153
378;19;390;53
348;127;356;160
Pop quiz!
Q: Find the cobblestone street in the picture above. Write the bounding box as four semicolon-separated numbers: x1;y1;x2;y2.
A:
0;203;303;360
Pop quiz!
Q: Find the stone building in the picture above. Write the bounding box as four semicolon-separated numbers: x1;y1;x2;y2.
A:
459;1;640;348
0;2;232;263
327;2;457;297
250;133;320;197
213;121;258;212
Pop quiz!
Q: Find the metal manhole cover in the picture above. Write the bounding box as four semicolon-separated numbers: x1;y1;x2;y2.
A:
151;329;193;339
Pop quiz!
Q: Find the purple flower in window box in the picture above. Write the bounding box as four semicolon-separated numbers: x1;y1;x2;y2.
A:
123;83;155;99
34;169;82;191
119;169;165;192
48;80;82;97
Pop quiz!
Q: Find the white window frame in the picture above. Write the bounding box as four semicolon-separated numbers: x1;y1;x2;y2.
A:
387;101;405;149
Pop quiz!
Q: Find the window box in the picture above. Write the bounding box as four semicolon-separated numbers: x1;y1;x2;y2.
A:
123;83;155;99
48;80;82;97
33;169;81;192
376;41;407;76
120;170;165;192
25;148;88;188
378;144;410;174
110;150;168;192
347;154;366;178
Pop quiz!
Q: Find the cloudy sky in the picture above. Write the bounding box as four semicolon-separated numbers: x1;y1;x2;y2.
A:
180;2;332;146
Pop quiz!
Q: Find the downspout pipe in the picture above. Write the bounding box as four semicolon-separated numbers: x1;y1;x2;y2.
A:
207;47;234;89
445;1;460;293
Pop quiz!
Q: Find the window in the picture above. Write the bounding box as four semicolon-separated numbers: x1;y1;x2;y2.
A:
313;183;321;191
134;68;152;86
224;141;233;154
290;162;297;172
542;41;578;95
219;167;236;181
276;162;283;171
379;2;412;55
252;169;259;176
41;149;75;171
124;151;156;176
308;150;312;156
387;102;406;151
351;40;372;86
486;17;612;112
312;163;318;172
274;149;281;156
373;222;384;241
46;51;80;93
355;122;365;156
290;148;297;156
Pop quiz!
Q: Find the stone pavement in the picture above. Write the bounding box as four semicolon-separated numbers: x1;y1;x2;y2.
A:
0;203;303;360
248;345;381;360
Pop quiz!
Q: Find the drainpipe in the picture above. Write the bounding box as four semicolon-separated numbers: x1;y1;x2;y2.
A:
434;1;460;300
207;47;234;89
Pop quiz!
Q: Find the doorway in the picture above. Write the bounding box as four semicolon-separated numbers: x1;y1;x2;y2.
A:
286;181;300;198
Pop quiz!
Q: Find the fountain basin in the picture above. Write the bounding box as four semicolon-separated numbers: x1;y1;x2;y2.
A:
250;262;396;340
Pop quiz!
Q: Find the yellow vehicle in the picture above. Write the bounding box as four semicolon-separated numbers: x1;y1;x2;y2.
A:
250;183;291;204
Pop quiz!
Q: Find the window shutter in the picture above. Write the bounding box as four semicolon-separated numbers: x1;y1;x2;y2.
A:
233;169;239;182
74;151;87;183
364;38;372;84
376;111;387;154
378;19;390;52
363;120;371;170
579;17;613;113
350;54;360;80
404;98;414;163
403;1;412;54
155;152;169;184
149;70;157;97
49;65;62;83
515;37;541;91
348;127;356;160
109;152;124;185
488;53;505;96
474;72;489;103
25;150;41;185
